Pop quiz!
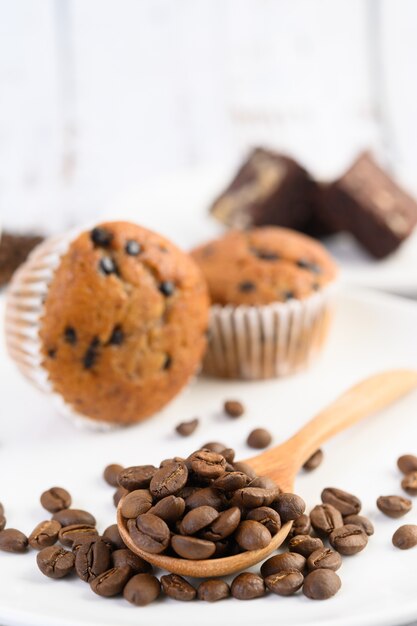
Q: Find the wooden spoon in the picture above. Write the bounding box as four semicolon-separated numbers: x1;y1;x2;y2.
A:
118;369;417;577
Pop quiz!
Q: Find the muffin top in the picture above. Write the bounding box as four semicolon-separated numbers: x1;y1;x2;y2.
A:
191;227;337;306
39;221;209;424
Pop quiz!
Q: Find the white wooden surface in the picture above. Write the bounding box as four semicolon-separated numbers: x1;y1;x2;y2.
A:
0;0;416;232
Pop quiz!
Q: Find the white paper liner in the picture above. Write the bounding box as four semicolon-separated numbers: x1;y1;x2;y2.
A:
202;286;334;380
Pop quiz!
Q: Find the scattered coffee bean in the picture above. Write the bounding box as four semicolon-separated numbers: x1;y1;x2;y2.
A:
310;503;343;535
52;509;96;527
40;487;71;513
90;566;131;597
289;514;312;537
125;240;142;256
401;472;417;496
377;495;412;518
103;464;124;487
37;546;75;578
150;462;189;499
343;514;374;536
235;520;272;551
188;450;227;479
397;454;417;475
91;227;113;247
231;572;265;600
123;573;160;605
273;493;306;522
329;524;368;555
321;487;361;516
392;524;417;550
303;569;341;600
118;465;158;490
161;574;196;601
307;548;342;571
102;524;125;550
246;507;281;535
247;428;272;449
0;528;28;553
197;579;230;602
58;524;98;548
148;495;185;523
120;489;153;518
303;449;324;471
128;513;170;554
264;570;304;596
180;506;219;535
75;538;112;582
261;552;306;578
224;400;245;418
28;520;61;549
289;535;324;558
171;535;216;560
112;548;152;574
176;418;199;437
200;507;241;541
113;487;128;507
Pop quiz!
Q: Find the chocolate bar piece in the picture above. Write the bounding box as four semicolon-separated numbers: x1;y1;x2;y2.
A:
0;232;44;286
210;148;317;231
320;153;417;258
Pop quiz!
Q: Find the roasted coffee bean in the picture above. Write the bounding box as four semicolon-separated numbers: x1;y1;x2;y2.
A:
233;461;257;480
261;552;306;578
200;507;241;541
37;546;75;578
52;509;96;527
343;514;374;536
273;493;305;522
392;524;417;550
377;495;412;518
90;566;131;597
307;548;342;571
249;476;280;491
265;570;304;596
303;569;341;600
171;535;216;559
176;418;199;437
220;448;235;463
123;573;160;605
75;538;112;582
0;515;5;531
212;471;251;492
246;507;281;535
401;472;417;496
247;428;272;449
40;487;71;513
148;495;185;523
231;572;265;600
201;442;228;453
289;514;312;537
235;520;271;551
185;487;226;511
128;514;170;554
103;464;124;487
310;503;343;535
28;520;61;549
160;456;186;467
303;449;324;471
397;454;417;475
118;465;158;490
231;487;277;509
321;487;361;516
58;524;98;548
150;462;189;499
0;503;4;516
198;579;230;602
180;506;219;535
113;486;128;507
0;528;28;553
120;489;153;518
112;548;152;573
102;524;125;550
289;535;324;558
329;524;368;555
188;450;227;479
213;539;232;558
224;400;245;418
161;574;196;601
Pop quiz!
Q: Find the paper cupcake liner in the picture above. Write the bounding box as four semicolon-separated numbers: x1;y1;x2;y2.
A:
5;228;117;431
202;287;334;380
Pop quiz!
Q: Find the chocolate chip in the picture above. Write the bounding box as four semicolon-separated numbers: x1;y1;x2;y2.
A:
297;259;321;274
109;325;124;345
64;326;77;345
125;240;142;256
91;227;113;247
47;348;56;358
176;418;199;437
99;256;118;275
163;354;172;370
83;338;100;369
250;248;280;261
283;290;295;300
238;281;256;293
159;281;175;296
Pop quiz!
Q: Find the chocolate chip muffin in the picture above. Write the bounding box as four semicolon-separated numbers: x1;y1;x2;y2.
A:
6;222;209;426
191;227;337;379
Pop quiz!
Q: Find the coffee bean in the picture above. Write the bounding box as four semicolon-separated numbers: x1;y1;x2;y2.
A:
40;487;71;513
180;506;219;535
112;548;152;573
235;520;272;551
128;514;170;554
118;465;158;490
91;227;113;247
0;503;4;516
289;514;312;537
52;509;96;527
120;489;153;518
176;418;199;437
329;524;368;555
0;528;28;553
321;487;361;516
185;487;226;511
397;454;417;475
90;566;131;597
148;495;185;524
401;472;417;496
103;464;124;487
28;520;61;549
343;514;374;536
160;456;186;467
37;546;75;578
231;572;265;600
310;503;343;535
212;471;251;492
249;476;280;491
246;507;281;535
221;448;235;464
307;548;342;571
247;428;272;449
233;462;257;480
231;487;278;509
198;579;230;602
265;570;304;596
289;535;324;558
224;400;245;418
199;507;241;541
171;535;216;559
303;449;324;471
161;574;196;601
75;538;112;582
303;569;341;600
201;442;228;453
273;493;305;522
392;524;417;550
150;462;189;499
0;515;5;531
377;495;412;518
58;524;98;548
188;450;227;479
123;573;160;605
102;524;125;550
113;487;128;507
261;552;306;578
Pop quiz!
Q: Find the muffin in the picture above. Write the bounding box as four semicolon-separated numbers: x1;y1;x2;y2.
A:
6;221;209;427
191;227;337;379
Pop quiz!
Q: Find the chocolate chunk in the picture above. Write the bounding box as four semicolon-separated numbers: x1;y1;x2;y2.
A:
159;281;175;296
109;326;124;345
238;281;256;293
47;348;57;358
64;326;77;345
83;338;100;369
283;290;295;301
163;354;172;370
99;257;118;275
90;227;113;247
296;259;321;274
250;248;280;261
125;240;142;256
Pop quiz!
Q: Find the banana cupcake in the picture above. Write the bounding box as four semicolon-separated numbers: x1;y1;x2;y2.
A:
191;227;337;379
6;221;209;427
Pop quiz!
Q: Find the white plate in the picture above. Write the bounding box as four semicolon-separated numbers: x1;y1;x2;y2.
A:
104;166;417;296
1;287;417;626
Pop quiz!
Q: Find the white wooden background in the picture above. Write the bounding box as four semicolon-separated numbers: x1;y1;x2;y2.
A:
0;0;416;233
